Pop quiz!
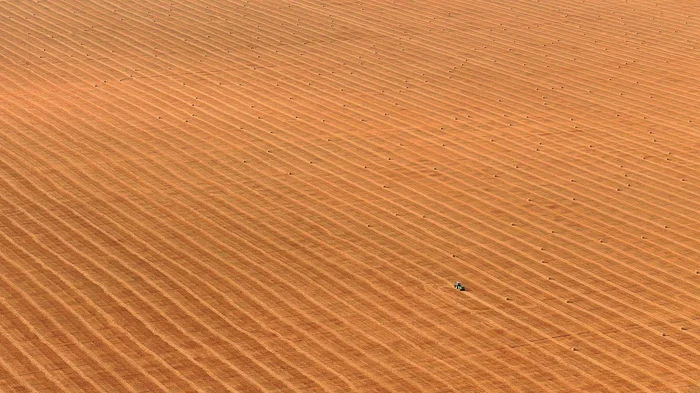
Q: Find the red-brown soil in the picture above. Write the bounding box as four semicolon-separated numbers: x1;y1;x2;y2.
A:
1;0;699;392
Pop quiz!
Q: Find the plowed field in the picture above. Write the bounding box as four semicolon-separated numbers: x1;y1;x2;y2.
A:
1;0;699;391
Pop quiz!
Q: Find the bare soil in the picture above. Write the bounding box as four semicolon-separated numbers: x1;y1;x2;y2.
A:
1;0;699;391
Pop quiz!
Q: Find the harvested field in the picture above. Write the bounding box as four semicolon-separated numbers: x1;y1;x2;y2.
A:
1;0;699;391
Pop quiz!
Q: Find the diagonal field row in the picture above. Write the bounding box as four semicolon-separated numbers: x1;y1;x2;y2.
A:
0;0;699;392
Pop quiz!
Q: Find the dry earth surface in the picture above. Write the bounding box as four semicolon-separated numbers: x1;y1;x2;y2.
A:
1;0;700;392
